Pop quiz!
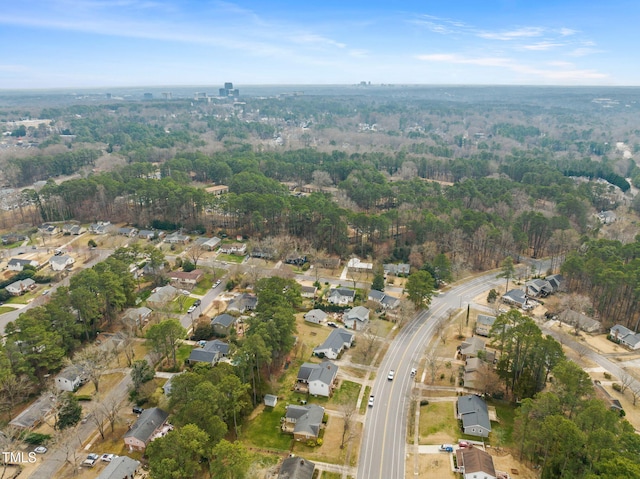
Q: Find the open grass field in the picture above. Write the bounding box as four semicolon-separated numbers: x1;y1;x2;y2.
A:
419;402;458;445
240;402;293;451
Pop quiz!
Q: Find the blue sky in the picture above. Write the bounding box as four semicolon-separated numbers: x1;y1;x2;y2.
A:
0;0;637;89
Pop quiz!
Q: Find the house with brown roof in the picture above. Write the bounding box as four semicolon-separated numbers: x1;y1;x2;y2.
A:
169;269;204;288
456;446;496;479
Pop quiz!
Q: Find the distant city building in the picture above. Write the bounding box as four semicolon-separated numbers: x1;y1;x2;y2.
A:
143;93;153;100
219;82;239;98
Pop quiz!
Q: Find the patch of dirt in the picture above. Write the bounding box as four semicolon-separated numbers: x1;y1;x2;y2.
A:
406;452;455;479
422;431;457;444
489;449;538;479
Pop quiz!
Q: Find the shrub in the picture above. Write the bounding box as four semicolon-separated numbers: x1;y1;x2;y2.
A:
612;383;622;392
23;433;51;445
316;438;323;446
604;372;612;380
419;399;429;406
75;395;92;401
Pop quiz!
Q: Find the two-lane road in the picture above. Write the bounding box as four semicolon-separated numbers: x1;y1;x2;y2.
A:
358;272;502;479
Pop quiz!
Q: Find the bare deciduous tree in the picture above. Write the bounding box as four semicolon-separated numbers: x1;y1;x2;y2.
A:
339;401;358;449
424;349;442;385
619;371;634;394
358;325;380;365
185;242;206;268
72;345;112;394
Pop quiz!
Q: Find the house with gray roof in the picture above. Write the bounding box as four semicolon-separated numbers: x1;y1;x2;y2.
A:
122;307;152;327
283;404;325;441
458;337;486;360
123;407;170;451
118;227;138;237
97;456;140;479
558;310;601;334
475;315;496;337
525;278;553;298
327;288;355;305
456;395;492;437
164;232;191;244
545;274;565;293
501;289;528;309
368;289;385;303
610;324;640;350
138;229;158;240
296;361;338;397
89;221;112;235
313;329;354;360
278;456;315;479
343;306;370;330
381;294;400;310
9;394;56;429
226;293;257;313
5;278;36;296
49;254;75;271
211;313;236;336
62;224;86;235
146;285;179;308
383;263;410;276
7;258;39;271
55;365;85;392
300;285;317;298
304;309;328;325
188;340;230;365
194;236;221;251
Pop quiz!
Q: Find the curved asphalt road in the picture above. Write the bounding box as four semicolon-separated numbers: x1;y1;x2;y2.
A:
357;272;502;479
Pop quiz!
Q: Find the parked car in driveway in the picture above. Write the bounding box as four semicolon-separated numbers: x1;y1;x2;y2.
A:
34;446;47;454
439;444;454;452
101;454;115;462
83;453;99;467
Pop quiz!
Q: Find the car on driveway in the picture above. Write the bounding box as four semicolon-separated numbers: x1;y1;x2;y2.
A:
458;441;470;449
327;322;339;328
387;370;395;381
368;395;375;407
34;446;47;454
132;406;144;414
439;444;454;452
83;453;99;467
187;305;196;313
101;454;115;462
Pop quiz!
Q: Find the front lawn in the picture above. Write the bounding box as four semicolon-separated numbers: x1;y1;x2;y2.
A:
217;253;245;264
419;402;458;444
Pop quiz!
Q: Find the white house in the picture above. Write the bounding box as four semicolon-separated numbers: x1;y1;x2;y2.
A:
296;361;338;397
313;329;354;359
343;306;370;330
304;309;328;324
49;254;75;271
55;366;85;392
610;324;640;350
327;288;355;305
7;258;39;272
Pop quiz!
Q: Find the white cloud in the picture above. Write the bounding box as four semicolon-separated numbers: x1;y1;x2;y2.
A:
478;27;544;41
559;27;578;36
522;41;564;51
416;52;609;83
291;33;346;49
